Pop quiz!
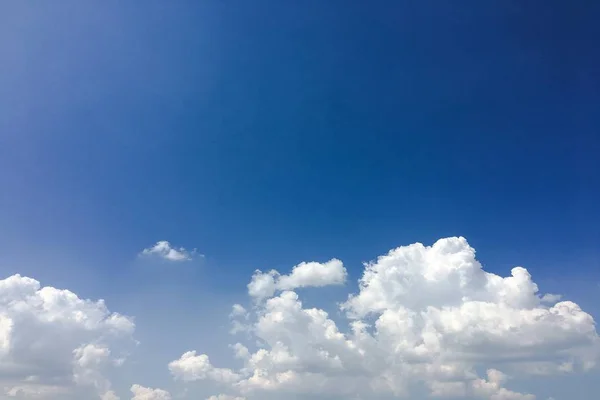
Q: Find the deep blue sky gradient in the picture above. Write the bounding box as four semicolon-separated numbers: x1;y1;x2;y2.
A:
1;0;599;318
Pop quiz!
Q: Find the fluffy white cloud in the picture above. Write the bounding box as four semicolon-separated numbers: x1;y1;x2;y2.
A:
139;241;198;262
0;274;135;399
169;237;600;399
130;384;171;400
169;352;240;384
247;259;347;301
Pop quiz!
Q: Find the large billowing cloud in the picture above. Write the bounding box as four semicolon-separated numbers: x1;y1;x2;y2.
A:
170;237;600;399
0;274;135;399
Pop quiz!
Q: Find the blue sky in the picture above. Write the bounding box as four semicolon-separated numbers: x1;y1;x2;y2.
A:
0;2;599;400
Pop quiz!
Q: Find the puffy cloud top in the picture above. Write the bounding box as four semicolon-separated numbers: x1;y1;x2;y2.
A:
342;237;543;317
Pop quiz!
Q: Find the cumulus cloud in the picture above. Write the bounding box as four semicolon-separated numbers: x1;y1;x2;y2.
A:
169;352;240;384
139;241;199;262
130;384;171;400
247;259;347;301
169;237;600;399
0;274;135;399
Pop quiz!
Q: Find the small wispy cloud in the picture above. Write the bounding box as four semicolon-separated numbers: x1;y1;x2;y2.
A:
139;240;200;262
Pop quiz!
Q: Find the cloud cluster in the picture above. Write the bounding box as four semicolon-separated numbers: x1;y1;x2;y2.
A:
170;237;600;399
2;237;597;399
0;274;135;399
139;241;198;262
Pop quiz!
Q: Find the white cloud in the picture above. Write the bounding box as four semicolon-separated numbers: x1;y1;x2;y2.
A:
206;396;245;400
428;369;535;399
0;274;135;399
73;344;114;396
130;384;171;400
169;237;600;399
540;293;562;304
229;304;248;319
168;351;240;384
469;369;535;400
139;241;198;262
102;391;120;400
247;258;347;301
229;304;251;335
